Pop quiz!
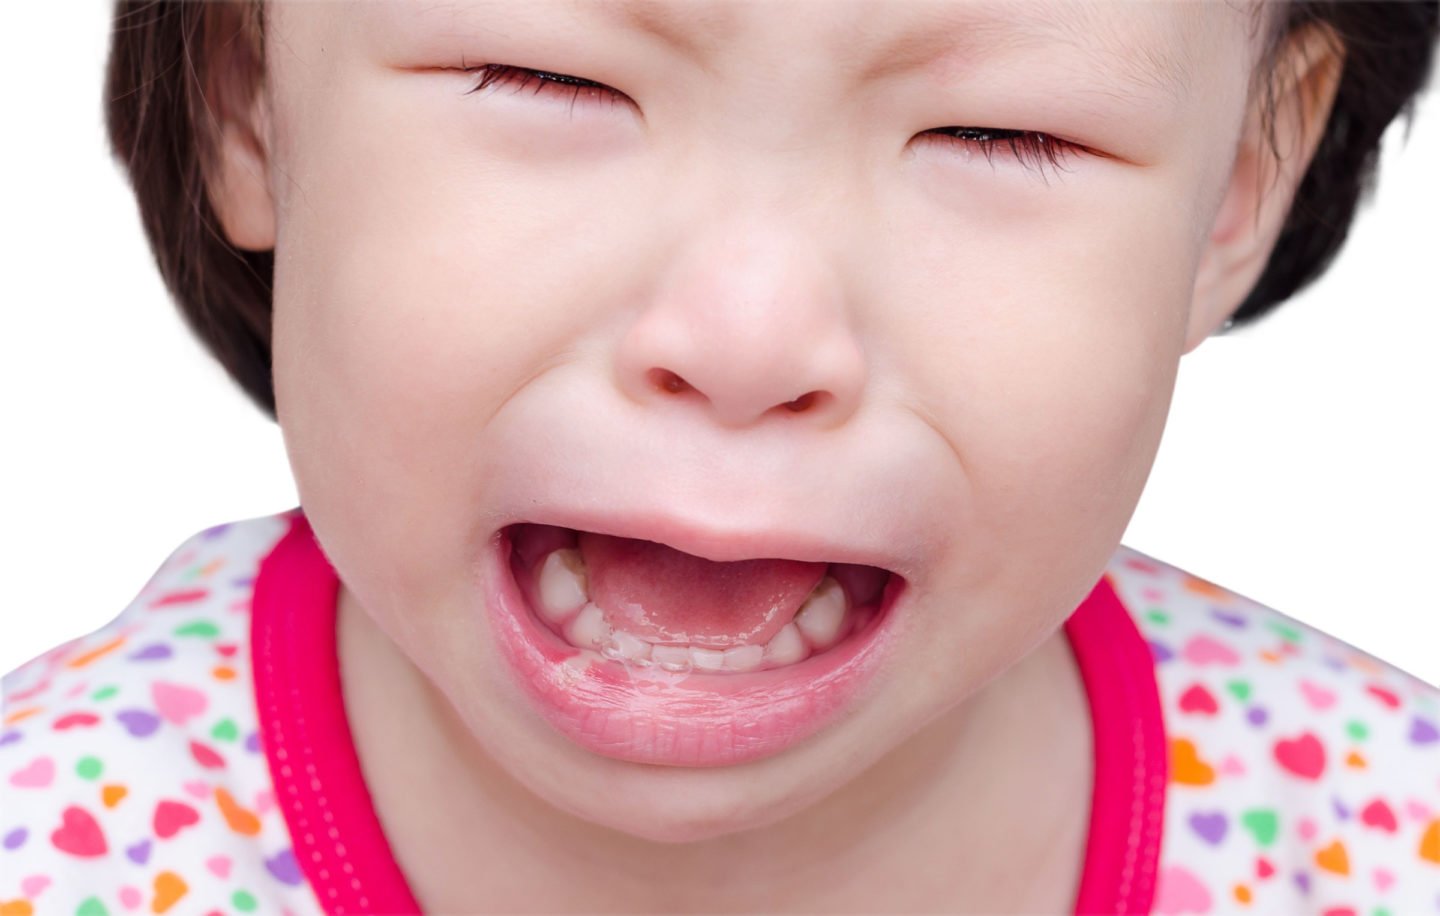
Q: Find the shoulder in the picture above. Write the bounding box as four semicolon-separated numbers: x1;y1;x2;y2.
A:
1;512;317;914
1104;545;1440;912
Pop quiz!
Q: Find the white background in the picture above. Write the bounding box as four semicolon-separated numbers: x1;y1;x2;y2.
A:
2;3;1437;685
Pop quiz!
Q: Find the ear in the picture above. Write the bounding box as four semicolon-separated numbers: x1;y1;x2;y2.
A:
1184;22;1345;354
203;3;277;252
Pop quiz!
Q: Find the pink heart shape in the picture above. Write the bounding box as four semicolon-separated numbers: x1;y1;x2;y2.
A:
1182;635;1240;666
1154;865;1212;914
1219;754;1246;776
1299;679;1337;711
119;886;143;910
20;874;50;898
183;779;211;800
1373;868;1395;892
9;756;55;789
1298;816;1318;841
1406;798;1433;822
254;789;276;815
151;681;208;726
206;854;232;878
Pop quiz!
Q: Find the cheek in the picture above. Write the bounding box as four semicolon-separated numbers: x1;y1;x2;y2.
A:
878;173;1197;592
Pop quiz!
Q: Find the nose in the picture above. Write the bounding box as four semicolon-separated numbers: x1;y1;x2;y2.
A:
615;221;867;429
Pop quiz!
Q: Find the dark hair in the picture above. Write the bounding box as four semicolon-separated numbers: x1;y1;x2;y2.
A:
103;1;1438;422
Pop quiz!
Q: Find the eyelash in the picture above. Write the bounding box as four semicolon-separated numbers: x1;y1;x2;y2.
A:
461;63;1083;177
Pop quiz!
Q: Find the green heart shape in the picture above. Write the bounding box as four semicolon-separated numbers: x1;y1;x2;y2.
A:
1240;808;1279;847
1225;680;1252;702
173;619;220;639
77;896;110;916
76;756;103;780
1346;720;1369;742
211;718;240;742
90;685;119;702
1144;609;1170;625
1267;620;1303;643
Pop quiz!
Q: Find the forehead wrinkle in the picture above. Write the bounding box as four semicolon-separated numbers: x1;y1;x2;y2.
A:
854;1;1196;105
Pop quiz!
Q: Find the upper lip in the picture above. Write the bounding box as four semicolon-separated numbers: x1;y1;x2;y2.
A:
510;506;905;575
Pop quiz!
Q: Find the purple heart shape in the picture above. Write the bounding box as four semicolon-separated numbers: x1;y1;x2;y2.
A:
1411;716;1439;745
1331;795;1350;820
1209;607;1247;628
1246;705;1269;727
244;731;262;754
1188;810;1228;845
126;838;152;865
1149;640;1174;664
1293;872;1311;896
0;730;21;748
3;827;28;850
115;709;161;738
265;848;304;886
1321;655;1347;672
202;524;231;540
127;643;173;662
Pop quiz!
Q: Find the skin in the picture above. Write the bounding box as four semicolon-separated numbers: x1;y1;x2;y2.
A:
208;1;1343;911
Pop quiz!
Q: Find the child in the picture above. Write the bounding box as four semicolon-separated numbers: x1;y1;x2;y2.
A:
4;0;1439;913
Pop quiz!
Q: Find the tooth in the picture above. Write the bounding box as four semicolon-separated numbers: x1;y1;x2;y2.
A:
690;647;726;672
563;602;611;651
793;576;847;650
762;623;810;667
538;548;589;624
651;644;693;672
601;629;653;664
722;644;765;673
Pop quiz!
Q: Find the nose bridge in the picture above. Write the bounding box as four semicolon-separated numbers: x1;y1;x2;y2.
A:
614;196;867;430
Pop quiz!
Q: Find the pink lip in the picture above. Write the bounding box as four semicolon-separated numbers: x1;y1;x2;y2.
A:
480;525;908;767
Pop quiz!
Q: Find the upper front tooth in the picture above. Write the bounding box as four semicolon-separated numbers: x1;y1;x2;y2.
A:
538;548;588;623
793;576;846;650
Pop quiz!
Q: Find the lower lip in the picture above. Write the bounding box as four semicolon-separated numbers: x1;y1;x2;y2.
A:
480;525;908;768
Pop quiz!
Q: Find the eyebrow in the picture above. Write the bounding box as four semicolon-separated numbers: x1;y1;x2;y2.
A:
587;0;1194;104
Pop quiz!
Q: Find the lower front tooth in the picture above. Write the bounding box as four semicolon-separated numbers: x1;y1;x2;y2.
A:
690;647;726;672
722;644;765;673
651;644;693;672
563;602;611;651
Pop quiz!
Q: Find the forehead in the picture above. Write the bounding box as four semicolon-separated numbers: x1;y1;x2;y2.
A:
353;0;1249;101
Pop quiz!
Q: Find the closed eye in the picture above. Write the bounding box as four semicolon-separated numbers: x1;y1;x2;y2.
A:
458;63;1089;178
460;63;631;114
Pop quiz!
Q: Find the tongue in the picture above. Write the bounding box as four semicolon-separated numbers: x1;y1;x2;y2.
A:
576;532;828;649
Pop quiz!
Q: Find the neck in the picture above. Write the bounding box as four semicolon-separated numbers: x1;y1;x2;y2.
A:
336;584;1093;913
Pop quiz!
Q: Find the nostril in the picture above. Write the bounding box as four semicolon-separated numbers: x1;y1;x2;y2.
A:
649;368;690;395
782;391;821;413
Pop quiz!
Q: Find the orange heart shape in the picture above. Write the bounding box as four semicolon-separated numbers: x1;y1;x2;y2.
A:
215;787;261;836
152;871;187;914
1420;819;1440;865
1345;751;1366;769
101;784;128;808
1169;738;1215;786
0;900;35;916
1314;839;1350;875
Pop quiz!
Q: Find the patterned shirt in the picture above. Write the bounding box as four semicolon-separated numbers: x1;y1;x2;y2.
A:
3;509;1438;914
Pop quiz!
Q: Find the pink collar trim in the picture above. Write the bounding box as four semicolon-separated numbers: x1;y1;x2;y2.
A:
252;509;1165;915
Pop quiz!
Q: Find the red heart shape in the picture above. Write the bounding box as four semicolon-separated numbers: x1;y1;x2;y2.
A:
1178;684;1219;715
1359;798;1398;833
214;643;239;658
1273;732;1326;780
153;800;200;839
189;740;226;770
1256;856;1275;879
1365;684;1400;709
50;805;108;857
53;712;101;731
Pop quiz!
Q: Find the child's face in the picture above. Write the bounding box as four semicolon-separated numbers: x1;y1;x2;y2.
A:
236;0;1290;841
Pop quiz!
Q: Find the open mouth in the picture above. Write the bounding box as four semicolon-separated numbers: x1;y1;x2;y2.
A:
506;522;898;676
482;521;909;766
